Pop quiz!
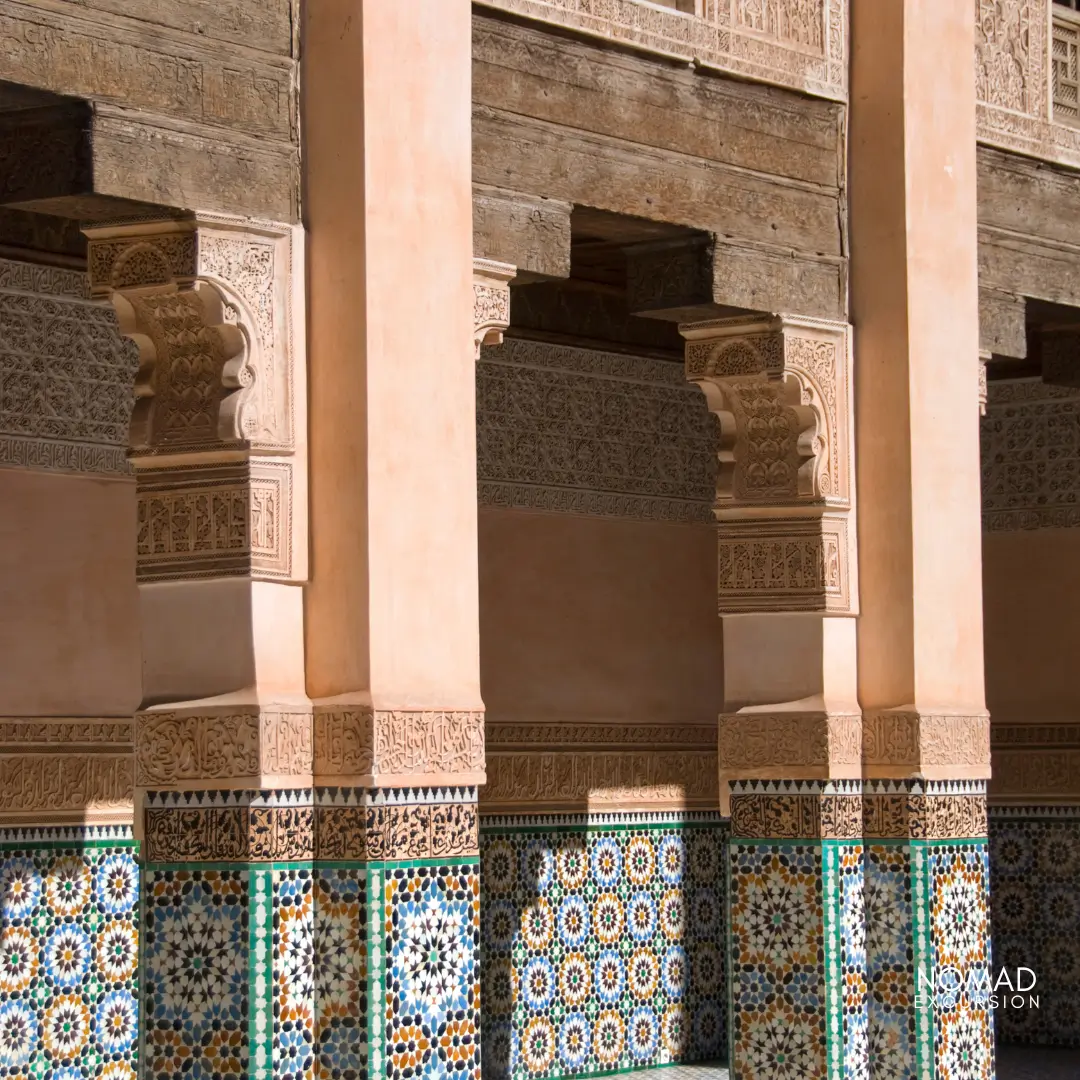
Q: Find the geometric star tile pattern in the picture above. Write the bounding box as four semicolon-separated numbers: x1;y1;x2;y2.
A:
142;790;478;1080
728;833;995;1080
479;814;727;1080
143;869;249;1080
930;842;994;1080
989;810;1080;1049
0;829;138;1080
728;841;829;1080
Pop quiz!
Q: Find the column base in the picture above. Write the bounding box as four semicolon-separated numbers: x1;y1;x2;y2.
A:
140;788;480;1080
727;780;994;1080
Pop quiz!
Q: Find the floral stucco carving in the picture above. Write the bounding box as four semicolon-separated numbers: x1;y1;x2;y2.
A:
475;0;846;99
473;258;514;359
0;257;137;475
478;337;717;523
680;313;857;614
84;216;307;584
312;709;486;785
981;376;1080;530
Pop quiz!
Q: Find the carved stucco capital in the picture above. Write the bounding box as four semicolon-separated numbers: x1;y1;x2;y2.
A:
473;258;514;359
680;313;858;614
83;216;308;583
680;313;851;507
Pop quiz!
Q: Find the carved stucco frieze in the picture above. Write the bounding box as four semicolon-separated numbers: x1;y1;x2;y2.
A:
486;720;716;751
475;0;846;99
0;756;133;822
718;710;861;777
974;0;1080;169
478;336;717;522
473;258;514;359
0;256;137;476
981;376;1080;530
680;313;857;614
861;711;992;777
135;458;293;581
0;716;134;824
312;709;487;785
482;750;718;811
990;723;1080;800
143;793;479;863
728;779;989;839
135;709;314;788
716;513;850;612
84;216;307;582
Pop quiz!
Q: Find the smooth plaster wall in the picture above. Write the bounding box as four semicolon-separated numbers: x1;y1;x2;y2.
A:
983;529;1080;724
478;508;723;726
0;468;140;715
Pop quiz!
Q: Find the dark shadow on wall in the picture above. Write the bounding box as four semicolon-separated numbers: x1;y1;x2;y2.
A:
989;810;1080;1048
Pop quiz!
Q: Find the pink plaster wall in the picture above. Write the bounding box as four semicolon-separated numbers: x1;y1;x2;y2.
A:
0;469;140;716
478;508;723;725
983;529;1080;724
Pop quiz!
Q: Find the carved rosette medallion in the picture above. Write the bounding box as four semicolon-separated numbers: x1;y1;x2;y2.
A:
473;258;514;359
83;216;307;583
680;313;857;614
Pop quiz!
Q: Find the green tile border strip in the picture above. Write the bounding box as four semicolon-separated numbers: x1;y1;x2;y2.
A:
512;1058;731;1080
821;841;843;1080
0;838;138;851
911;842;933;1080
368;864;385;1079
250;867;273;1080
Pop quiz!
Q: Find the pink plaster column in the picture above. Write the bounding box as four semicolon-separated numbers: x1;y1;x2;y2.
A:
303;6;484;1080
850;3;994;1078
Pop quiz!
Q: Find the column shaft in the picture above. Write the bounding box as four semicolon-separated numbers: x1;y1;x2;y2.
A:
303;8;484;1080
850;2;994;1078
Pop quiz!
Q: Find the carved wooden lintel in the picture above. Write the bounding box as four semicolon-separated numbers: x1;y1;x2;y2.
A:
473;257;514;359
